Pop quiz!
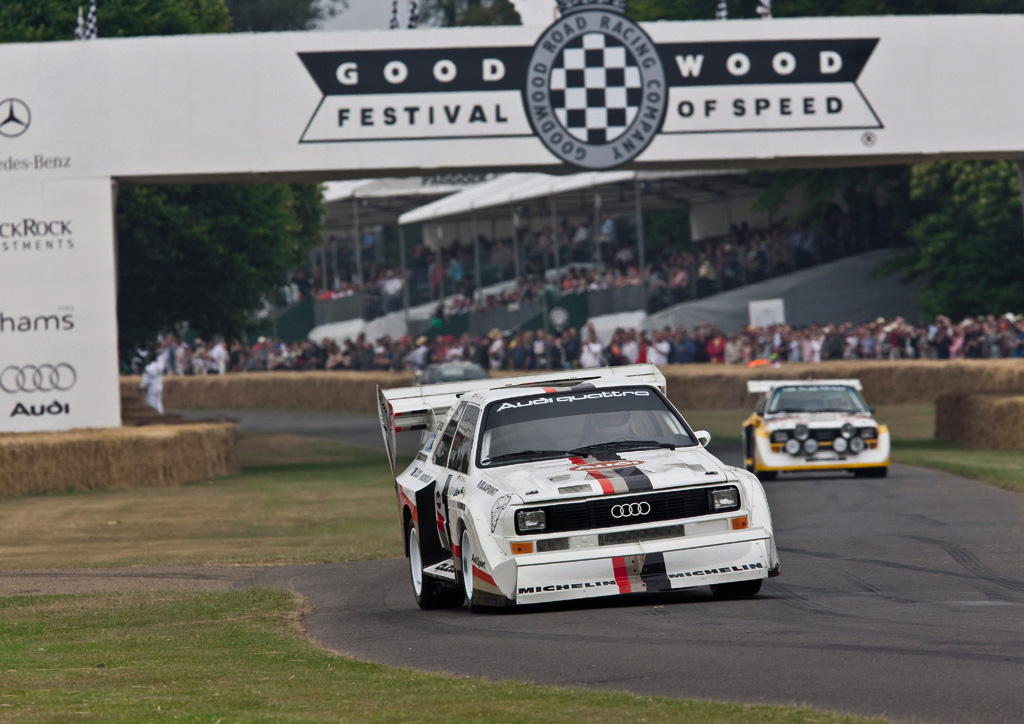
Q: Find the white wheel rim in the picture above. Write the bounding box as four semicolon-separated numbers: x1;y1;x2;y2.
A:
409;526;423;597
461;530;473;601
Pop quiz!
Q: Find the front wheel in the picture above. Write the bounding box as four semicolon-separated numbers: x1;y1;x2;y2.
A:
407;519;464;610
854;466;888;478
710;579;763;599
460;528;488;613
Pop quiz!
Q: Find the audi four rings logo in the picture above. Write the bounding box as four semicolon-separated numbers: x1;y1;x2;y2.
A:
0;363;77;393
610;501;651;519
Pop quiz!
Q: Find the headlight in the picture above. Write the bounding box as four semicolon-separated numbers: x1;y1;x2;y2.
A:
710;487;740;511
841;423;856;439
849;437;866;453
784;439;802;455
771;430;789;443
860;427;877;439
794;424;809;441
516;509;547;533
803;438;819;454
833;436;849;453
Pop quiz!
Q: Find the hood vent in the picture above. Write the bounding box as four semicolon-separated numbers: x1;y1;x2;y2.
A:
559;483;593;495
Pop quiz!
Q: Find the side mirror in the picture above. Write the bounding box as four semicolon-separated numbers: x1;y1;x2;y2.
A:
694;430;711;447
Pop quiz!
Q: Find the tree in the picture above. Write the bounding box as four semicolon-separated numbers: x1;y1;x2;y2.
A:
225;0;348;32
1;1;325;359
419;0;520;27
895;161;1024;318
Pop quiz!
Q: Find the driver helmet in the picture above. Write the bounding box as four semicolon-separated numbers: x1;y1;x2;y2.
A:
594;409;633;438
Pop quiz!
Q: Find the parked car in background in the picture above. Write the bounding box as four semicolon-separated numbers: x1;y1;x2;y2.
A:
377;364;780;612
742;379;890;480
416;361;489;385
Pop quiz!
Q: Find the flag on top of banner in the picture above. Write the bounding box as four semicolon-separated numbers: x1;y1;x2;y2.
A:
82;1;98;39
756;0;772;18
716;0;728;19
390;0;400;29
75;6;84;39
409;0;419;28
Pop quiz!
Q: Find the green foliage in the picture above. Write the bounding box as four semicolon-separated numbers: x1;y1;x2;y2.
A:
0;0;232;41
420;0;521;27
627;0;1024;22
225;0;348;32
900;161;1024;318
1;1;325;357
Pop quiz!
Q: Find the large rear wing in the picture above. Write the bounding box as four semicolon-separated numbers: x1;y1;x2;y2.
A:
377;363;666;477
747;378;863;395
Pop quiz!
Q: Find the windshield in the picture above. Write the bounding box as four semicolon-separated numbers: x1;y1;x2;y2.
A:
477;386;696;467
766;385;869;414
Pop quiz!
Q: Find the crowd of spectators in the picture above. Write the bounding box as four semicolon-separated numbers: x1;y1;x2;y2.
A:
137;312;1024;378
282;210;876;322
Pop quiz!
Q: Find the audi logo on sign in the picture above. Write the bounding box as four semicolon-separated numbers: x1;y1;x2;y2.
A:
0;363;77;393
610;501;651;519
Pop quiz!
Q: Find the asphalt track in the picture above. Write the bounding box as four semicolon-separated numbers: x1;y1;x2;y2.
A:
189;409;1024;724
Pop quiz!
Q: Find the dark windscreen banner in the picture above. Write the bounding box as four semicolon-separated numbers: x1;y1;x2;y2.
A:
483;387;668;430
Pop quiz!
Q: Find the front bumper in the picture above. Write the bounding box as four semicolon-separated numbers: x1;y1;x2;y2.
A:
753;431;890;473
498;527;775;605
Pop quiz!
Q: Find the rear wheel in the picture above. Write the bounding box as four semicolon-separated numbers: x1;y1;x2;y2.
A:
407;519;464;610
710;579;763;599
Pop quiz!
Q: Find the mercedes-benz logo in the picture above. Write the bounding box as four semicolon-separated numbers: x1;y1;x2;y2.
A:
0;363;77;393
0;98;31;138
610;501;651;519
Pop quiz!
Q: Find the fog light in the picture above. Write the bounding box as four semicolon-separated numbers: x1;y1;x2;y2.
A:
833;436;849;453
803;438;819;454
516;509;547;532
711;488;740;511
784;439;802;455
841;423;856;439
850;437;866;453
794;424;809;441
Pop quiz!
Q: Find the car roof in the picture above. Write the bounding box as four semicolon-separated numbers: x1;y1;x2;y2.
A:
461;375;662;406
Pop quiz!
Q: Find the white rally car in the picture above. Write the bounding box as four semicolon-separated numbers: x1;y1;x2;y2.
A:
377;364;779;612
742;379;890;480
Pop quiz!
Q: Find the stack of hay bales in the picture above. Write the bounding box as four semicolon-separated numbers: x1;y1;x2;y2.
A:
935;393;1024;450
0;423;238;497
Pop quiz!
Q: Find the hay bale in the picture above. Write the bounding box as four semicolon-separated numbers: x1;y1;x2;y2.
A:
0;422;238;497
935;393;1024;450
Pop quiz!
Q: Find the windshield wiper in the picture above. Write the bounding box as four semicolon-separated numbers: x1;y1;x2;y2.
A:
482;449;574;465
570;440;677;455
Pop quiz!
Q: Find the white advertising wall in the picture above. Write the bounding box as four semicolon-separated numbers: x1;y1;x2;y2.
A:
0;179;120;432
3;11;1024;432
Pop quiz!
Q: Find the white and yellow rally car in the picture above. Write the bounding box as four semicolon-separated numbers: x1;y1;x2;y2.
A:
378;364;779;612
742;379;890;481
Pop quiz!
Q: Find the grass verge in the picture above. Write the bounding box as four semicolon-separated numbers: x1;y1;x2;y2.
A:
0;589;890;724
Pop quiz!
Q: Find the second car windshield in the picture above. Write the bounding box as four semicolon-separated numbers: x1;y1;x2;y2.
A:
477;386;696;467
766;385;869;414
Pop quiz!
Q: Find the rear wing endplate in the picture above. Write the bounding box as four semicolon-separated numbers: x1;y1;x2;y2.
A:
747;378;863;394
377;363;666;475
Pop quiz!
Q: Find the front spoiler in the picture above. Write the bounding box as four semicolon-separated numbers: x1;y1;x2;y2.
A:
492;529;775;605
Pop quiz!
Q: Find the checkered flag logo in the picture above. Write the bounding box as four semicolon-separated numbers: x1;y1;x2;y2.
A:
389;0;399;29
550;32;643;145
408;0;419;28
83;1;98;39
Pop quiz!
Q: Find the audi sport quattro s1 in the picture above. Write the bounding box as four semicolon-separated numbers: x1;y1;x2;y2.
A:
742;379;890;480
377;363;779;612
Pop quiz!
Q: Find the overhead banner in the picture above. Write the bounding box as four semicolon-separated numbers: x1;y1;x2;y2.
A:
0;179;120;432
1;12;1023;178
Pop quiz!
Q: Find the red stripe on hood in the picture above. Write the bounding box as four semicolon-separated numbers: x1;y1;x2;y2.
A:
570;456;616;495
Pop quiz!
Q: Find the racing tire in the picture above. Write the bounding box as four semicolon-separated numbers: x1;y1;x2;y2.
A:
743;429;756;474
710;578;763;599
407;519;464;610
460;529;489;614
854;466;889;478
